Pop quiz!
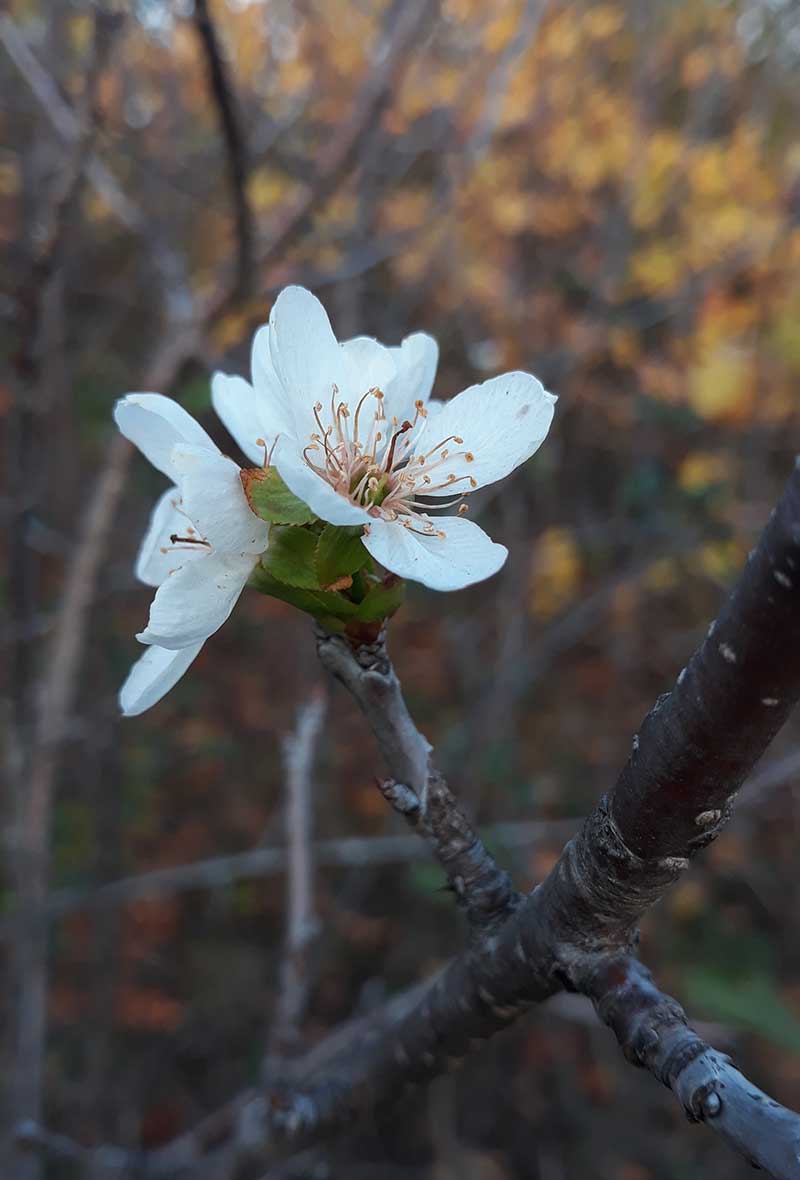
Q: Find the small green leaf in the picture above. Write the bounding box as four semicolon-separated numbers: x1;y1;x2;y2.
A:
242;467;316;525
315;524;370;589
355;575;406;622
250;563;359;621
262;526;320;589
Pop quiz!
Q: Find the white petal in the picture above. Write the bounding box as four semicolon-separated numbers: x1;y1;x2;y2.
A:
386;333;439;425
114;393;217;479
135;486;205;587
171;445;268;556
212;373;270;465
252;323;279;392
274;448;372;528
268;286;351;440
120;641;205;717
250;327;298;440
137;553;254;649
420;372;556;495
341;336;397;395
362;515;507;591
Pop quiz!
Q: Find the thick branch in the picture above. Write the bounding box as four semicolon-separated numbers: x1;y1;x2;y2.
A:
316;628;520;935
611;462;800;860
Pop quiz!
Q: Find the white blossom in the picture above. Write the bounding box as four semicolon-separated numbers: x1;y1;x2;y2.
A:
114;394;268;715
212;286;556;591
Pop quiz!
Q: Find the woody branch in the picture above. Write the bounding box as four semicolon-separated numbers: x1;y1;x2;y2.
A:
23;459;800;1178
291;459;800;1176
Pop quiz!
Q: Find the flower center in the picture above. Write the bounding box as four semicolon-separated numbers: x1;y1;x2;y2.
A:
301;386;478;536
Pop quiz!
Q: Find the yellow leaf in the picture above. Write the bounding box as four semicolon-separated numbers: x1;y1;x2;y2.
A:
687;343;754;422
677;452;731;494
529;528;581;620
630;242;682;295
643;557;679;593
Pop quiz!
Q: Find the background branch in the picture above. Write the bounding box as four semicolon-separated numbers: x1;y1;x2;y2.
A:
267;691;327;1062
256;0;435;278
0;818;572;930
192;0;254;298
3;16;122;1176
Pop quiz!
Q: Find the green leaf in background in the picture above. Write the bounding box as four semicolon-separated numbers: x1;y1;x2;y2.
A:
686;966;800;1053
355;575;405;621
250;563;358;622
262;526;321;589
315;524;370;589
242;467;316;526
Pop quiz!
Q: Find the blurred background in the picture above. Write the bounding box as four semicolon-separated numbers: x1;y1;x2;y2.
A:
3;0;800;1176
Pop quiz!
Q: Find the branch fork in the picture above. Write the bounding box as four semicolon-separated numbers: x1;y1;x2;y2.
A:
21;467;800;1178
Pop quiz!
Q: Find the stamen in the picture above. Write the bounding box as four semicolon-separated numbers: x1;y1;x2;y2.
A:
353;387;381;445
416;471;477;494
168;533;211;549
421;435;463;461
404;492;468;510
366;431;383;464
401;519;439;536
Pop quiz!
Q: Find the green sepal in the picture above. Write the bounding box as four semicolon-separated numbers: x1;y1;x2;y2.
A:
315;524;370;590
354;575;406;622
261;526;321;589
250;563;359;621
242;467;316;526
